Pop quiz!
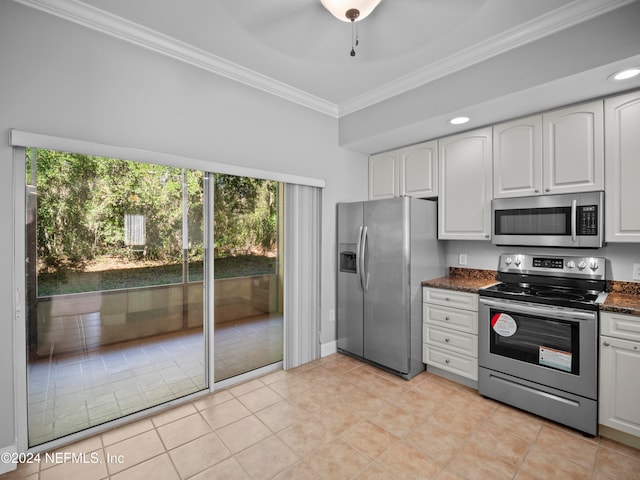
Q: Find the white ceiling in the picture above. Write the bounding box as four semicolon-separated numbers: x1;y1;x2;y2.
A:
13;0;640;151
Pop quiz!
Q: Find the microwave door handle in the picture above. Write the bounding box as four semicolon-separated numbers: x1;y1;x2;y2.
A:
571;199;577;242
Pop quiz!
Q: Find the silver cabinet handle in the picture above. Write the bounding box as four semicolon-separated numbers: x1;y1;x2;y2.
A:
445;297;450;301
445;359;450;364
545;188;550;192
445;316;450;321
445;338;450;343
603;341;610;347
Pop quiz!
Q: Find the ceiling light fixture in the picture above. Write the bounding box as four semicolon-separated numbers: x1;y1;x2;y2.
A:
609;67;640;81
321;0;382;57
449;116;470;125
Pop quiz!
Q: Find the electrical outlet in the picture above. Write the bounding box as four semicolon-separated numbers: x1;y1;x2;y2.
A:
459;254;468;266
633;264;640;281
329;309;335;322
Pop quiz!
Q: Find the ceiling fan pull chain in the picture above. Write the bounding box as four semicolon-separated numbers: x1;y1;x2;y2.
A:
351;20;356;56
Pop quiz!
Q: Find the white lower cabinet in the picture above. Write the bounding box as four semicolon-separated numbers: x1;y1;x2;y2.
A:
423;287;478;381
599;312;640;438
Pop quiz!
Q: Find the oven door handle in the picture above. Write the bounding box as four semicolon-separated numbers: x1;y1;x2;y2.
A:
480;298;596;322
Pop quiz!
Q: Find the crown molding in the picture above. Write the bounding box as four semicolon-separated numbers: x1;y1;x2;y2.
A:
338;0;637;117
12;0;635;119
11;0;340;118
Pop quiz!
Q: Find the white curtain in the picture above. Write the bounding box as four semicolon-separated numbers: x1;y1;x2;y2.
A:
283;184;322;369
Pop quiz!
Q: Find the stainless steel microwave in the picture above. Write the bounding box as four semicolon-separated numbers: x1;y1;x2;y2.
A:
491;191;604;248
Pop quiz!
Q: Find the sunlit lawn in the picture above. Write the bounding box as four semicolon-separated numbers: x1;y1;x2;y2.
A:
37;255;276;296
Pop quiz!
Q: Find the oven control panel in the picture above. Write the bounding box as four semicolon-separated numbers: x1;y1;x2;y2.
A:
532;257;563;269
499;254;605;280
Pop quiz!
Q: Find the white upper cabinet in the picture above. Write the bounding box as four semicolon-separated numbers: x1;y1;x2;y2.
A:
542;100;604;195
605;90;640;242
493;101;604;198
438;127;492;240
368;151;398;200
399;140;438;198
493;115;542;198
369;140;438;200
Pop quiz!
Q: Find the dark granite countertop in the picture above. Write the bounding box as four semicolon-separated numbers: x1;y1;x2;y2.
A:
422;271;640;316
422;267;498;294
601;281;640;316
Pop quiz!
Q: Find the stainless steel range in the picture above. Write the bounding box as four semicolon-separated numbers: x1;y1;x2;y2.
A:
478;253;607;436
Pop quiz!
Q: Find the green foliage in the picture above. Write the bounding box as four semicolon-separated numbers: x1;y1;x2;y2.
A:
28;149;278;274
213;173;278;257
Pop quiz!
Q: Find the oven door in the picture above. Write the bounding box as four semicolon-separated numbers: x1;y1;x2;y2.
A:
478;297;598;399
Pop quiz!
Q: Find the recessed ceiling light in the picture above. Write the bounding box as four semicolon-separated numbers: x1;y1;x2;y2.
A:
610;68;640;81
449;116;470;125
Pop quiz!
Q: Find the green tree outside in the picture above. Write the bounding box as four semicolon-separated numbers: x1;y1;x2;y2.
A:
29;149;278;296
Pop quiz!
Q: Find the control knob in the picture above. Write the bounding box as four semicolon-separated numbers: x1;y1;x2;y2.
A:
590;261;599;271
504;257;513;265
514;257;522;266
566;260;576;269
577;260;587;271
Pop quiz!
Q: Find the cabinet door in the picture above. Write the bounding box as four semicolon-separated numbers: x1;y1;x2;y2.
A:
599;336;640;437
542;100;604;195
605;91;640;242
493;115;542;198
438;127;492;240
399;140;438;198
368;152;398;200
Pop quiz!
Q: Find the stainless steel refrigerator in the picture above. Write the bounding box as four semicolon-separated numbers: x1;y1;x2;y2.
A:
337;197;444;379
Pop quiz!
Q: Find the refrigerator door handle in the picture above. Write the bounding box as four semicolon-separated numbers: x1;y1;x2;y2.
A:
356;226;364;290
360;226;369;292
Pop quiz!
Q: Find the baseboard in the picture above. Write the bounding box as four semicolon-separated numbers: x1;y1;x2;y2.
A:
321;341;337;357
0;444;18;475
599;425;640;449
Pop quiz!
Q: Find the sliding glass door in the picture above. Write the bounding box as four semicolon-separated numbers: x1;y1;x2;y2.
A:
212;174;283;382
23;146;289;447
25;149;208;446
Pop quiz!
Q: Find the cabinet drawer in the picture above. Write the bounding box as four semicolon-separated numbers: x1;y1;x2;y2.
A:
423;287;478;311
423;303;478;334
423;344;478;381
601;312;640;342
423;324;478;357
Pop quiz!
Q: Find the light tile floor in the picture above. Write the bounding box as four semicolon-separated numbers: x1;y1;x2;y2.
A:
27;329;207;447
6;353;639;479
214;314;283;382
27;314;283;446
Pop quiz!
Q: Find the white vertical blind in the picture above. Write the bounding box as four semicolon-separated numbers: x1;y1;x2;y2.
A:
283;184;321;369
124;214;146;246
